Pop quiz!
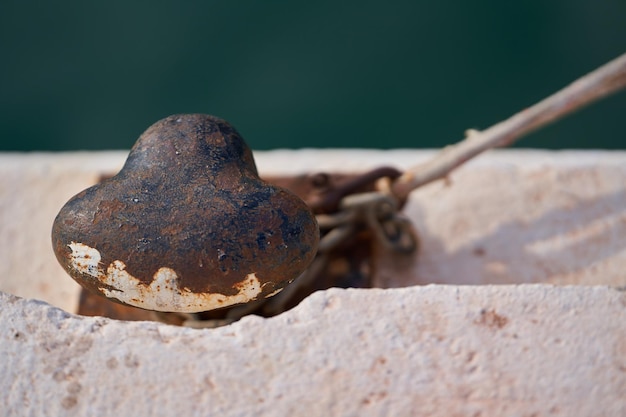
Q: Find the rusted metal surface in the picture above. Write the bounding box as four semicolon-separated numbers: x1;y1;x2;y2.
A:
304;166;404;214
53;114;319;313
77;172;376;320
78;288;155;322
78;168;418;324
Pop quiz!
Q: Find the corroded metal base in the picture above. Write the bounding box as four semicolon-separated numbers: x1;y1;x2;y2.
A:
78;170;417;326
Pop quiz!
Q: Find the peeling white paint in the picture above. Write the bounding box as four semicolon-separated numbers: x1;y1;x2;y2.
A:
68;242;101;278
67;242;263;313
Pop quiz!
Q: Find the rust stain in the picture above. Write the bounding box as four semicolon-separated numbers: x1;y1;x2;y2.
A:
475;308;509;329
61;396;77;409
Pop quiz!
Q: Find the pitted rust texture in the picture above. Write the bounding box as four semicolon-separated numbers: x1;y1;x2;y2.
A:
52;114;319;312
78;171;391;321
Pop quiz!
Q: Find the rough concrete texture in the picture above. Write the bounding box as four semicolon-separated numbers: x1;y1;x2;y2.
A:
1;150;625;311
2;285;625;416
0;152;124;312
395;151;626;288
1;150;626;416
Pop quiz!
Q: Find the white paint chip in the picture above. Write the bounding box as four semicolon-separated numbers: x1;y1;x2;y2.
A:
68;242;101;278
265;288;284;298
67;242;262;312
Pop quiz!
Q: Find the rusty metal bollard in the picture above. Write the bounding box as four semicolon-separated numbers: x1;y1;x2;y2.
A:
51;114;319;314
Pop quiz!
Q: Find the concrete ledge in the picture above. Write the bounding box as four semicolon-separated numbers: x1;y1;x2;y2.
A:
2;150;626;311
1;149;626;415
2;285;625;416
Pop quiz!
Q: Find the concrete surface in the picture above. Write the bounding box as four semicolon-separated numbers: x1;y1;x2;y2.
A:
2;285;625;416
1;149;625;416
1;150;625;311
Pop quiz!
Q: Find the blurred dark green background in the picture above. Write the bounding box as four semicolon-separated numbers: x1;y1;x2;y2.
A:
1;0;625;151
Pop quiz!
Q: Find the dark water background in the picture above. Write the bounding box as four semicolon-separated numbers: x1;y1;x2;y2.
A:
1;1;625;151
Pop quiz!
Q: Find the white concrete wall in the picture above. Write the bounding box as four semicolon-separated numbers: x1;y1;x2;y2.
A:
1;149;625;416
2;285;625;416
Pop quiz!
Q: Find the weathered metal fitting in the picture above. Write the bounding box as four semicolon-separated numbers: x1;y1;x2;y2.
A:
51;114;319;313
